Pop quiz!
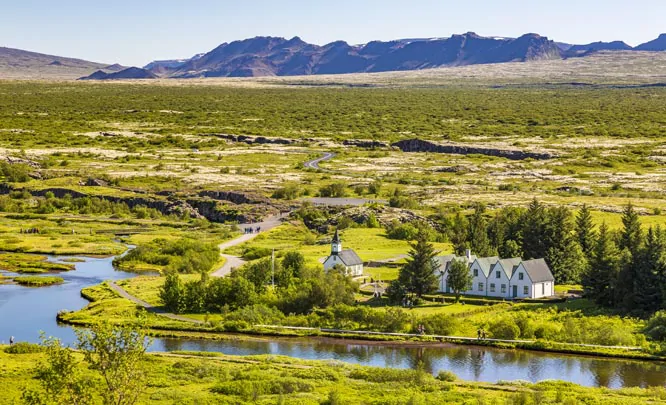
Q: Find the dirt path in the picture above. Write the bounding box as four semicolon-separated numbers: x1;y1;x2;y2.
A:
211;214;286;277
107;281;204;324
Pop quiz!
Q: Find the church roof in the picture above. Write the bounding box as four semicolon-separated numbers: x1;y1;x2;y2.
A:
334;249;363;266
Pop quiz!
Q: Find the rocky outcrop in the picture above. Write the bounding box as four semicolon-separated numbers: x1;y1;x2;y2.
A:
342;139;389;148
209;134;300;145
198;190;271;205
392;139;554;161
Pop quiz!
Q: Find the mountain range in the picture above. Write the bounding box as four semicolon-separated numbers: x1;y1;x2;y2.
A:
2;32;665;80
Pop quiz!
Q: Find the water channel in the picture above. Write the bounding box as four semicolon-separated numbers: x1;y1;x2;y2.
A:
1;254;665;389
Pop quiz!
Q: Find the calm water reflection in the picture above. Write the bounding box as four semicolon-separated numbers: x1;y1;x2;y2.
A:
1;255;665;388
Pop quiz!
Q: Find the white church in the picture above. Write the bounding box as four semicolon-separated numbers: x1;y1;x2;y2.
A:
323;229;364;276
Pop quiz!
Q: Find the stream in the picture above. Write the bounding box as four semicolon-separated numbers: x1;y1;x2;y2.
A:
1;254;666;389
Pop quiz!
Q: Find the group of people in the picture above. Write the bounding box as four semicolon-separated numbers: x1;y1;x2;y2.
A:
477;328;488;340
243;226;261;234
19;228;40;234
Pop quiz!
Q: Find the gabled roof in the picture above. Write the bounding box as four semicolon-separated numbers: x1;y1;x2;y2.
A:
521;259;554;283
474;257;499;277
494;258;522;279
435;254;476;273
335;249;363;266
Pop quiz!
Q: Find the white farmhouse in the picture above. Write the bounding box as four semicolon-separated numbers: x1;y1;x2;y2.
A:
435;253;555;299
509;259;555;299
323;229;364;277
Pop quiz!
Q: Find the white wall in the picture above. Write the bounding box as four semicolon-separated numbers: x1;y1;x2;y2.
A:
532;281;554;298
509;263;533;299
467;261;487;296
487;263;511;299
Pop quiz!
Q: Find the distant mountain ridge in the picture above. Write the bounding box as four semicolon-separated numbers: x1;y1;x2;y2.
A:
153;32;563;78
0;46;123;79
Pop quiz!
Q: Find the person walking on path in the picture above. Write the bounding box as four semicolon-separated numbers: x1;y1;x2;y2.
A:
9;336;14;345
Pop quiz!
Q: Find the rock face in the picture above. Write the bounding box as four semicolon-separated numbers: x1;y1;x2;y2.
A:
149;32;563;78
392;139;554;160
0;185;278;223
343;139;390;148
209;133;300;145
635;34;666;51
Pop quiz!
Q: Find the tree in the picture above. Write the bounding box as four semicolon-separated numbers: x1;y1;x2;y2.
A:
619;203;642;256
396;231;439;298
446;259;473;302
76;321;151;405
159;270;185;313
368;180;382;196
633;227;665;314
543;206;586;284
467;203;495;257
582;223;619;307
23;334;94;405
449;212;469;256
521;199;547;259
576;204;596;257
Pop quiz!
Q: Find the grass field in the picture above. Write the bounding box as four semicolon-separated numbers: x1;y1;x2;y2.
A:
4;344;666;404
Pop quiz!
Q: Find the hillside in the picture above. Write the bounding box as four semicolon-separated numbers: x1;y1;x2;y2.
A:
160;32;562;78
79;67;157;81
0;47;121;80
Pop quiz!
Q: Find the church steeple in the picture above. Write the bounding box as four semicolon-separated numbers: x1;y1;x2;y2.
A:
331;228;342;254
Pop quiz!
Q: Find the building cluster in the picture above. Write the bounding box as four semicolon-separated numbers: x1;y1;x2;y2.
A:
435;250;555;299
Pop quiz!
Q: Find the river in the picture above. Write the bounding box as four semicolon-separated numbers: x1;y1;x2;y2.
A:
1;254;665;389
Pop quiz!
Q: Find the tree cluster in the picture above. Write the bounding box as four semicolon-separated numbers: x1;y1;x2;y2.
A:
160;252;358;315
583;204;666;316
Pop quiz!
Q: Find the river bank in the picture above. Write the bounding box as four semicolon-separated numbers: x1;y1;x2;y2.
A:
5;345;666;404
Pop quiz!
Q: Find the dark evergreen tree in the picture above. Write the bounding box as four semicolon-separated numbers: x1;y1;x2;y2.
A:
487;206;524;258
467;203;495;257
619;203;642;256
634;227;665;314
397;231;439;298
615;249;639;313
521;199;547;259
449;212;469;256
543;206;586;284
576;204;596;257
583;223;619;307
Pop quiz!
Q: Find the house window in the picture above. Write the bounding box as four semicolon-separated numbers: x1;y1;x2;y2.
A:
501;284;506;294
542;284;545;295
478;282;484;291
523;286;529;295
473;269;478;277
518;273;524;280
496;271;501;279
490;283;496;292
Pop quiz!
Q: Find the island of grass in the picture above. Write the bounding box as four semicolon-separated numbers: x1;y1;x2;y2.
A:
13;275;64;287
0;253;74;273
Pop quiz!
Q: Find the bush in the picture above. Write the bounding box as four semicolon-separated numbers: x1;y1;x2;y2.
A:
488;318;521;340
4;342;43;354
436;370;457;382
645;311;666;341
319;182;347;198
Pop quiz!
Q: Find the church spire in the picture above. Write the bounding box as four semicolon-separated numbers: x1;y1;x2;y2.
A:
331;228;342;254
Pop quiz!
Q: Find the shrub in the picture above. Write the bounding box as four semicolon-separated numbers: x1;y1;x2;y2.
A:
645;311;666;341
488;317;521;340
319;182;347;198
4;342;43;354
436;370;457;382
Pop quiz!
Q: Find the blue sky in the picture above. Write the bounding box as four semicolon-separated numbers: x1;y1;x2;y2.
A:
1;0;664;66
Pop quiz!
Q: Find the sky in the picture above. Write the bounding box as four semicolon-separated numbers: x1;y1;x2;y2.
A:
1;0;664;66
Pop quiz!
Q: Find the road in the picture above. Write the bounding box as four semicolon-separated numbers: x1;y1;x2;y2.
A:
303;152;335;170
